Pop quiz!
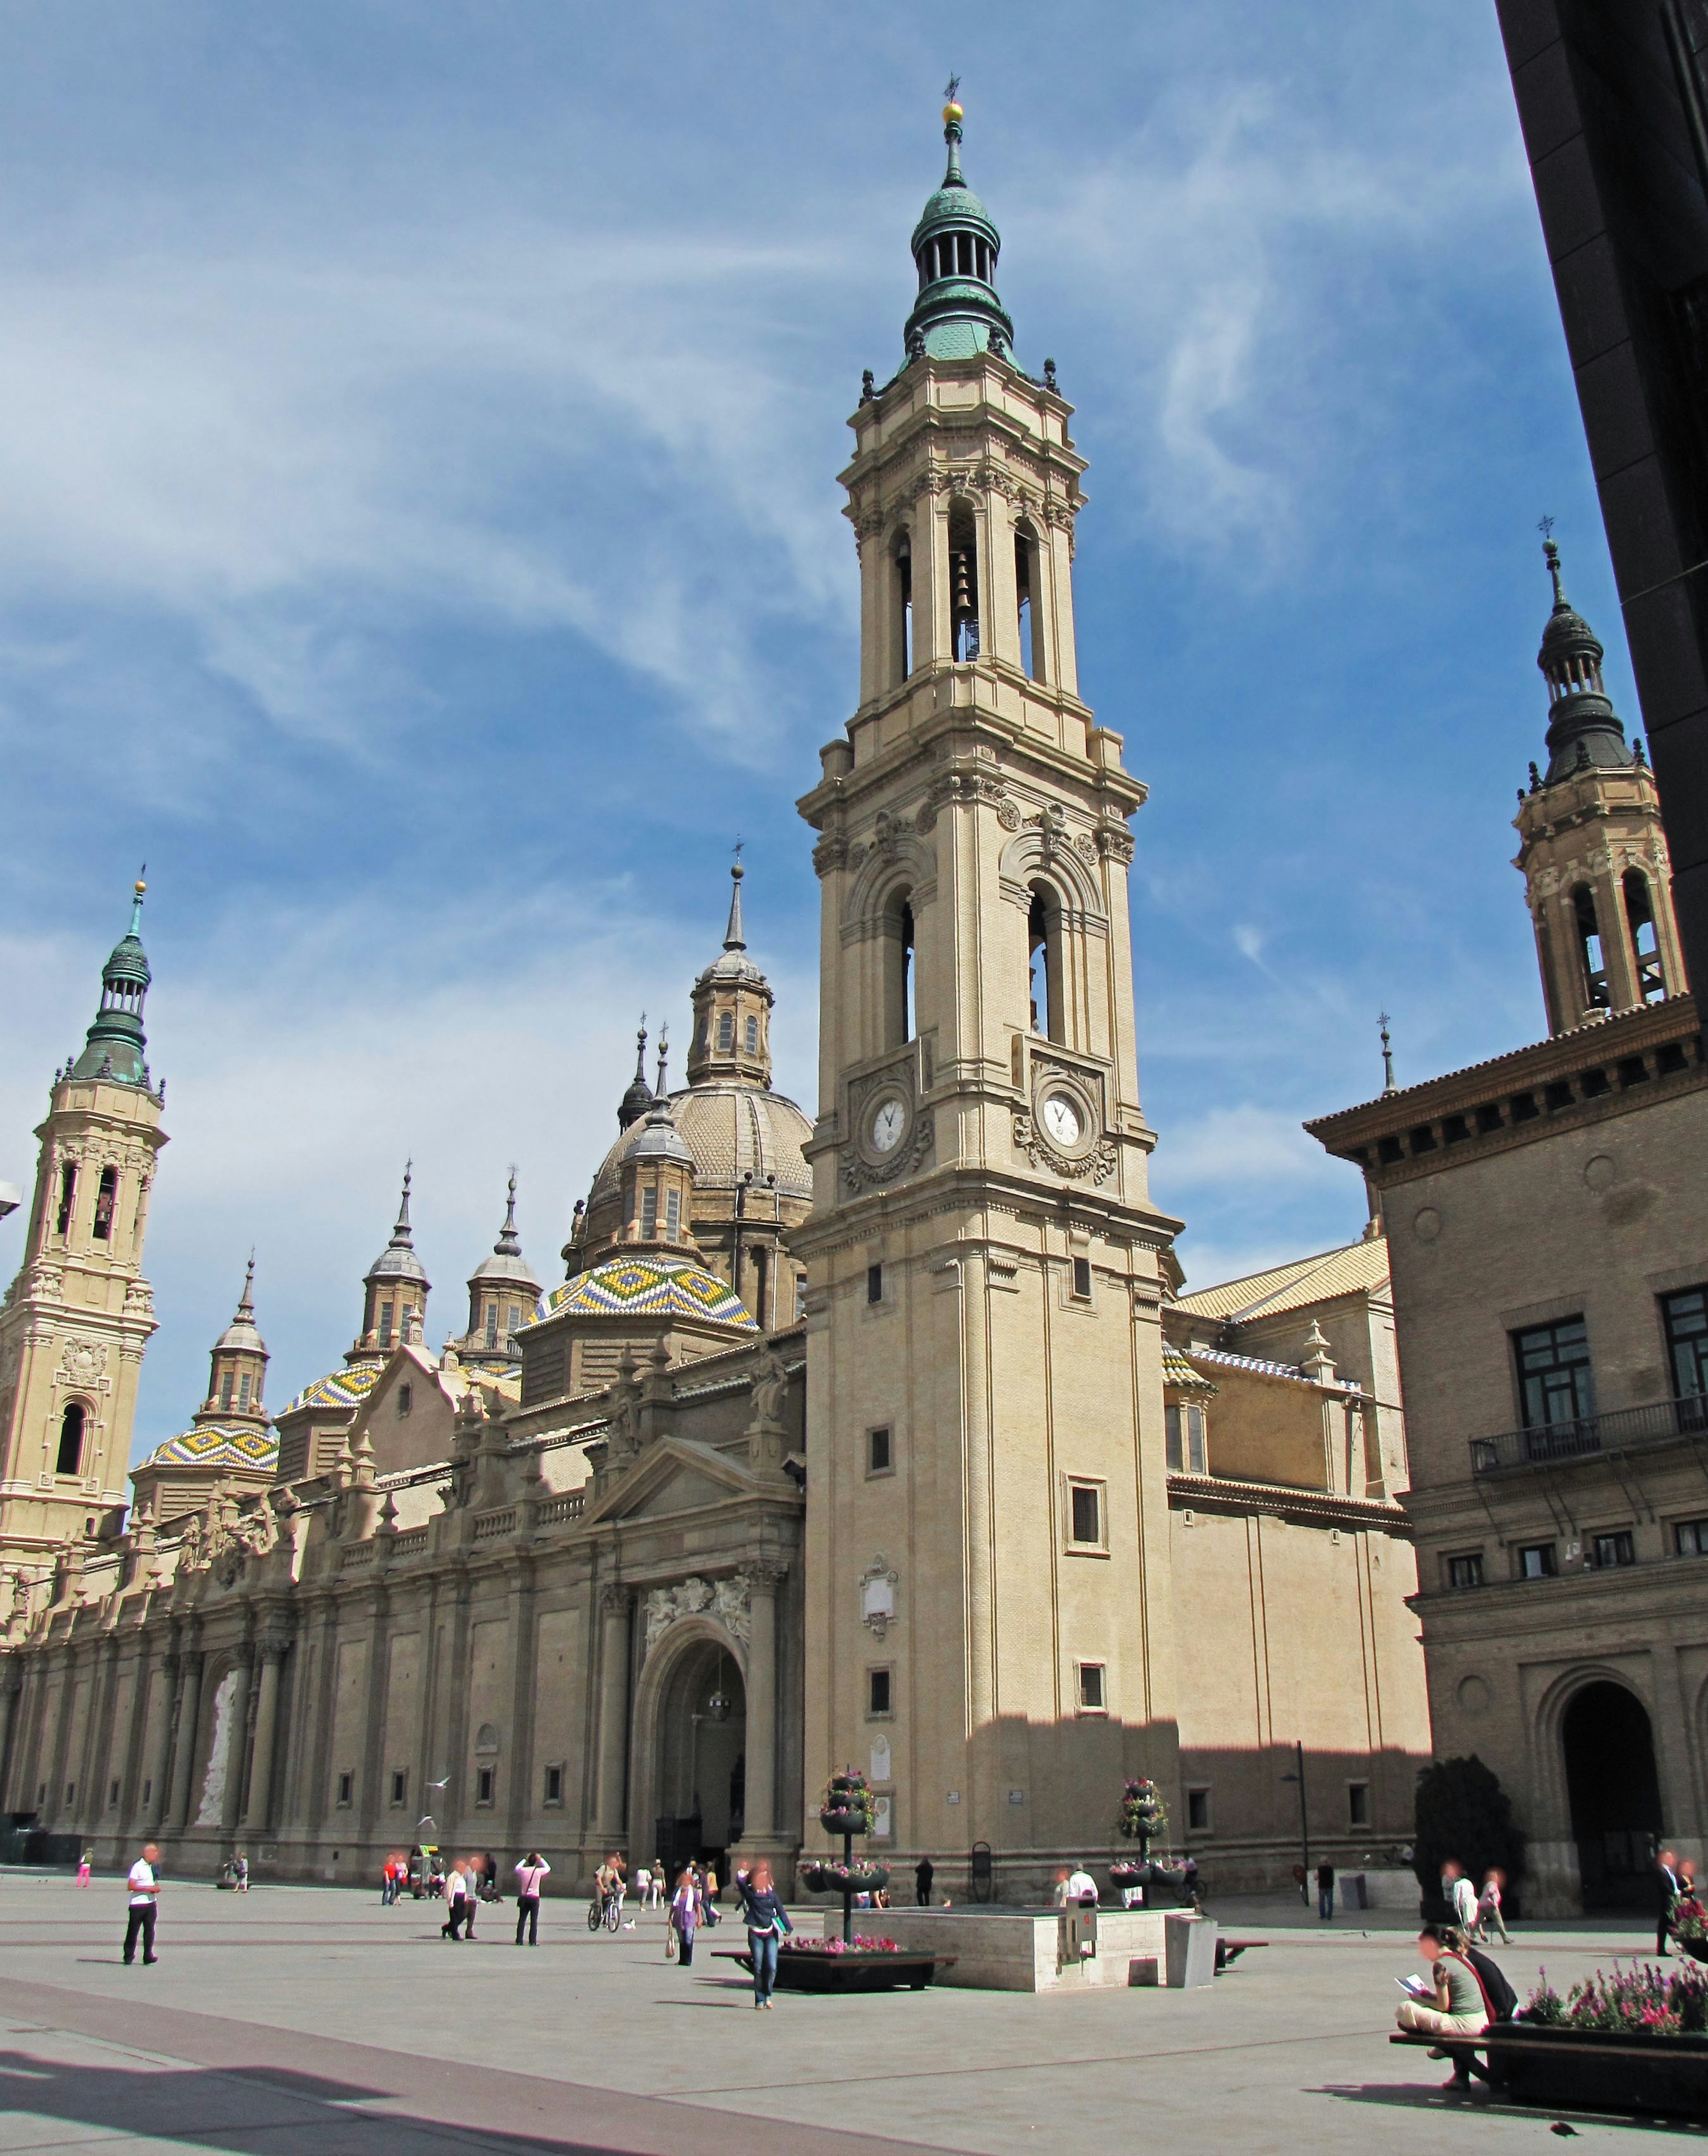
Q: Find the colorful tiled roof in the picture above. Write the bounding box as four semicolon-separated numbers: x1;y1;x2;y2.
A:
145;1425;278;1470
1162;1342;1217;1393
540;1254;756;1330
1175;1237;1389;1324
1184;1346;1329;1386
282;1358;385;1415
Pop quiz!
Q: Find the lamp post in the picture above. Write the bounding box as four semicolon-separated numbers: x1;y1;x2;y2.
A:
1281;1741;1310;1903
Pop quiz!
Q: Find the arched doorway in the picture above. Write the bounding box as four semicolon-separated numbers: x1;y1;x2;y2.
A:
651;1635;745;1888
1562;1680;1663;1909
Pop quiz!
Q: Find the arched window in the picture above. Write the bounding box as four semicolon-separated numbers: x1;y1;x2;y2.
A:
665;1187;681;1240
717;1011;734;1053
56;1401;85;1479
948;501;979;662
485;1302;499;1350
884;891;916;1048
1015;524;1045;683
92;1167;117;1240
220;1371;234;1410
893;535;912;683
1573;885;1609;1009
1623;869;1665;1003
55;1164;77;1237
745;1015;759;1056
238;1372;252;1410
1029;885;1064;1042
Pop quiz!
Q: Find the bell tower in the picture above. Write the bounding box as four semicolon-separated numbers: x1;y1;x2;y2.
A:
0;878;166;1582
795;101;1183;1890
1516;535;1688;1034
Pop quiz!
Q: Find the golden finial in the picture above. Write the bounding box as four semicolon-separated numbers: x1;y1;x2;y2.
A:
943;73;962;125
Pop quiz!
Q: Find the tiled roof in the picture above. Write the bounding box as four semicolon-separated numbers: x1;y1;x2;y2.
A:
540;1254;756;1330
589;1080;812;1207
1175;1237;1388;1323
1161;1342;1217;1393
282;1358;385;1415
145;1425;278;1470
1184;1346;1314;1385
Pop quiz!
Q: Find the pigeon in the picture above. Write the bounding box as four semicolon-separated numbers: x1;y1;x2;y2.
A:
1551;2125;1577;2137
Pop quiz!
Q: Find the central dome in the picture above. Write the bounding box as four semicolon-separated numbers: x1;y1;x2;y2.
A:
588;1080;811;1218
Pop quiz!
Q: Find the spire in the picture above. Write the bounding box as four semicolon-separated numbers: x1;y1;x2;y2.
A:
1533;525;1631;781
495;1170;521;1256
236;1252;256;1319
69;871;155;1089
655;1024;669;1097
363;1161;429;1292
393;1162;414;1245
901;89;1015;366
618;1015;653;1131
1378;1012;1396;1097
725;854;746;952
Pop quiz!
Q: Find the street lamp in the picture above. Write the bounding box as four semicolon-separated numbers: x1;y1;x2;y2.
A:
1280;1740;1310;1903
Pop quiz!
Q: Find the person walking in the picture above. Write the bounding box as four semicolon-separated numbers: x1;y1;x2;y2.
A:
1476;1868;1510;1944
441;1861;471;1941
77;1849;93;1888
1317;1859;1336;1922
462;1857;480;1940
515;1851;549;1946
735;1860;792;2009
669;1869;701;1967
1658;1847;1683;1958
1440;1858;1478;1934
123;1844;161;1966
649;1861;664;1909
915;1855;934;1907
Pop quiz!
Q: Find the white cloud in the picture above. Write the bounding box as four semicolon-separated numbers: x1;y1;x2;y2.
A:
1151;1102;1341;1197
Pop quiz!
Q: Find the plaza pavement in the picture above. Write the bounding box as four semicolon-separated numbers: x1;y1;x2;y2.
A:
0;1873;1675;2156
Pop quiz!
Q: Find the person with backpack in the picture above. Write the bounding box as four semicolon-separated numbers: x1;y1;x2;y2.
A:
733;1859;793;2008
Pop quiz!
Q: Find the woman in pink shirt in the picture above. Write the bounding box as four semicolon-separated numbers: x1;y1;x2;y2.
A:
514;1852;550;1946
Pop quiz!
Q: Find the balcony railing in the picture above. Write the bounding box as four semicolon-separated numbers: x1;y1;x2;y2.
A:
1470;1394;1708;1473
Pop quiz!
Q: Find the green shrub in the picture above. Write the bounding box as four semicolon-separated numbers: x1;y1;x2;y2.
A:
1413;1754;1525;1906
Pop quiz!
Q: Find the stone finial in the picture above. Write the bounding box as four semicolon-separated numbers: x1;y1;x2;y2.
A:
1300;1319;1335;1382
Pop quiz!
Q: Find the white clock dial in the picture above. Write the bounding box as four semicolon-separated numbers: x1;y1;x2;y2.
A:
1041;1092;1084;1147
870;1097;906;1153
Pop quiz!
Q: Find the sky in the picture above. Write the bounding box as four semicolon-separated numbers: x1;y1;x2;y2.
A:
0;0;1639;1461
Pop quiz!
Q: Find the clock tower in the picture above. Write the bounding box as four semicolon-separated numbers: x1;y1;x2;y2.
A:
795;101;1184;1891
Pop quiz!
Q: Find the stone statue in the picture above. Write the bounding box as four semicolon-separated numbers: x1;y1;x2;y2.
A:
749;1350;790;1431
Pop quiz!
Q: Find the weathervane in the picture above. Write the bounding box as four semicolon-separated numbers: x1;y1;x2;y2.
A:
1537;513;1555;541
1378;1012;1396;1096
944;73;960;102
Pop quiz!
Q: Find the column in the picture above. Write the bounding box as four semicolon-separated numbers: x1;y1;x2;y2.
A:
144;1652;177;1831
244;1636;287;1834
594;1585;631;1839
743;1562;787;1840
0;1665;20;1805
168;1650;204;1830
221;1646;254;1835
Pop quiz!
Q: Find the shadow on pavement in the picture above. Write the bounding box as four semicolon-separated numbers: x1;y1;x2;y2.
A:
1310;2082;1701;2136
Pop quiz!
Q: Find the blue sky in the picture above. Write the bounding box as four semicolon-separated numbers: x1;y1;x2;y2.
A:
0;1;1637;1459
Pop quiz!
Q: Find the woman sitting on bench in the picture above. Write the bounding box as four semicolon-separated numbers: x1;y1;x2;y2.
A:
1396;1924;1489;2049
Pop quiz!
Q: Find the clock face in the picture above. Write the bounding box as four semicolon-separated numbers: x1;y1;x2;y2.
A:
869;1095;907;1153
1041;1092;1084;1148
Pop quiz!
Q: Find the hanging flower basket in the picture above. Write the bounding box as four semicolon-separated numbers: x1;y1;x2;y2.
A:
819;1769;876;1840
801;1861;890;1896
1116;1777;1168;1853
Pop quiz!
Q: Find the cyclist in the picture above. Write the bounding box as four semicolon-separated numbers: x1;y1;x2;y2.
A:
595;1853;626;1929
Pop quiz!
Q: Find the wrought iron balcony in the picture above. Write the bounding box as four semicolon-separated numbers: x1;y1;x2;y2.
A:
1470;1394;1708;1474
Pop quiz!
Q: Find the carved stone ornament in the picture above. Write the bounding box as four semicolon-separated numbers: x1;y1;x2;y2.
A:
60;1338;106;1388
844;1070;934;1194
1012;1108;1118;1185
860;1553;899;1640
644;1572;750;1658
811;833;851;879
916;770;1019;837
1095;820;1136;866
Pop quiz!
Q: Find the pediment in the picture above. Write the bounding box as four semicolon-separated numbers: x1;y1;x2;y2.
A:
582;1435;756;1527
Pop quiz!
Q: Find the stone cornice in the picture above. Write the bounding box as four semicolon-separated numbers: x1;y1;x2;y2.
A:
1167;1472;1411;1535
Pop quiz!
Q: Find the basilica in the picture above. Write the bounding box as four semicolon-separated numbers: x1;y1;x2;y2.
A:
0;106;1434;1899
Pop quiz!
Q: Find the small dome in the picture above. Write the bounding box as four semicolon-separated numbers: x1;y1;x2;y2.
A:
284;1358;385;1416
467;1174;540;1295
146;1424;278;1471
588;1082;811;1212
910;181;997;252
212;1257;266;1357
538;1252;756;1330
625;1098;696;1169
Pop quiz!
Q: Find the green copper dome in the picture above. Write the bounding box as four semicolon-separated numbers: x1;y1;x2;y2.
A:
68;878;154;1089
902;106;1015;364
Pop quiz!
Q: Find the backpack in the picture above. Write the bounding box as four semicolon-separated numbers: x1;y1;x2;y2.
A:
1462;1944;1517;2022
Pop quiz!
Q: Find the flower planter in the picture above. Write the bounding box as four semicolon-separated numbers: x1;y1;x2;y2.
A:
1487;2025;1708;2120
818;1812;867;1839
721;1947;956;1994
800;1862;890;1896
1678;1934;1708;1966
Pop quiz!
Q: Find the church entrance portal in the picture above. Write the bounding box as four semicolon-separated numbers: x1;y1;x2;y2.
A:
1563;1680;1664;1910
652;1636;745;1890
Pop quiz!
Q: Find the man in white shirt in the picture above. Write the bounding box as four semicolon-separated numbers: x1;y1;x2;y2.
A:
440;1862;470;1942
1066;1866;1099;1904
124;1845;161;1966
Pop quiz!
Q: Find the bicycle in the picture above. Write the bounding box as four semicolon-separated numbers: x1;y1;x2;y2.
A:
587;1889;624;1933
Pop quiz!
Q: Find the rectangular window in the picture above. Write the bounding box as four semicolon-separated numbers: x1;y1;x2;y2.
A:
1591;1530;1635;1569
220;1371;234;1409
1676;1518;1708;1556
1518;1543;1557;1579
65;1782;74;1806
476;1766;495;1806
92;1166;117;1240
868;1426;893;1475
237;1373;251;1410
55;1163;77;1236
717;1011;734;1052
378;1301;394;1349
868;1668;892;1716
390;1769;407;1807
1514;1316;1593;1428
109;1778;120;1807
1187;1788;1211;1832
396;1383;412;1418
508;1305;521;1344
640;1185;659;1239
1446;1553;1483;1590
1165;1404;1207;1473
745;1015;759;1055
867;1263;883;1305
1072;1255;1092;1300
1348;1782;1370;1827
336;1772;354;1807
1077;1662;1105;1712
544;1763;564;1806
1068;1481;1103;1547
141;1778;151;1808
1663;1286;1708;1404
485;1303;498;1349
665;1188;681;1240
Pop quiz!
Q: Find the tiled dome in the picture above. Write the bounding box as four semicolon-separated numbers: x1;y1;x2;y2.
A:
539;1253;756;1330
283;1358;385;1415
146;1425;278;1471
588;1081;811;1211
